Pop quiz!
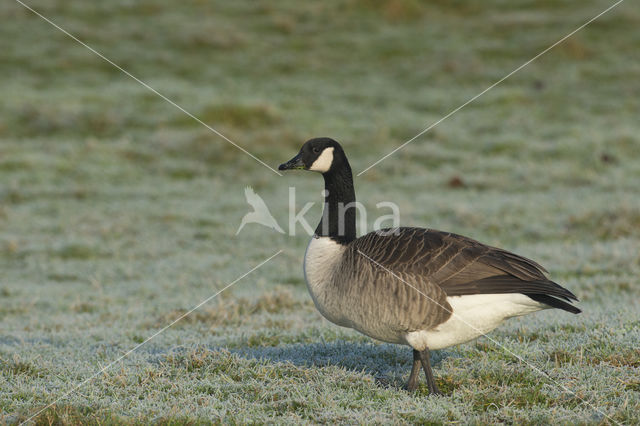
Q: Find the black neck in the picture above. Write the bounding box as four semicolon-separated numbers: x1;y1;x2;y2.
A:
315;164;356;244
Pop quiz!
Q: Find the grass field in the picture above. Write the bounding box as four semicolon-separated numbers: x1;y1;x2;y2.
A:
1;0;639;423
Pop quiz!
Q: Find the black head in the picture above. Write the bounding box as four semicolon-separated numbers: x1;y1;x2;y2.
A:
278;137;347;174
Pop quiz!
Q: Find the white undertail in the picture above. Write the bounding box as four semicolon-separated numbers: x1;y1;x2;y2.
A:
406;293;546;350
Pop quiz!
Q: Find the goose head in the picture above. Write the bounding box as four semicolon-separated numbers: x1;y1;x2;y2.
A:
279;137;347;174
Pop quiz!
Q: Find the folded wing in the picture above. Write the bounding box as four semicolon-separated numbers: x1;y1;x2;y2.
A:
352;227;580;315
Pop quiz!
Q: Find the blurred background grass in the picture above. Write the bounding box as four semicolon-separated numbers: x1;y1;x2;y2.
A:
1;0;639;423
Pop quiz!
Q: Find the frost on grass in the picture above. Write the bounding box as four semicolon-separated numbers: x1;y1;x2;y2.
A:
1;0;640;423
154;286;303;329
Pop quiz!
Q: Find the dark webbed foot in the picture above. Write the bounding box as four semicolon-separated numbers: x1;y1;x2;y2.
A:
406;347;442;395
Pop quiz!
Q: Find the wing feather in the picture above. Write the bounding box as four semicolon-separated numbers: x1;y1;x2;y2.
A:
351;227;579;317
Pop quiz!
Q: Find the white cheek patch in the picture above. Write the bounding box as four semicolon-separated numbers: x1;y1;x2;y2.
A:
309;147;334;172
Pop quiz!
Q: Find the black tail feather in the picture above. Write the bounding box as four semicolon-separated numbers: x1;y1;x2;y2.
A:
445;276;579;302
526;293;581;314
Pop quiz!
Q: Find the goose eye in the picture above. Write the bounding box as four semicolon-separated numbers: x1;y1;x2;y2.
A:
313;147;320;154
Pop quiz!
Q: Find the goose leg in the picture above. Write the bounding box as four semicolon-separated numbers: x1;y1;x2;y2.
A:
419;348;442;395
406;349;422;392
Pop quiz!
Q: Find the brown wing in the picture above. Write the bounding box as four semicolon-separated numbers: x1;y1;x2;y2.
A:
351;227;579;313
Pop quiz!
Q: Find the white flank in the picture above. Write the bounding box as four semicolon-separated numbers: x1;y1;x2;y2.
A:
303;236;348;325
309;147;335;172
406;293;546;350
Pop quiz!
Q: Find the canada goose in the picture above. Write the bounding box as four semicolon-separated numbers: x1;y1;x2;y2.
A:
278;137;580;395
